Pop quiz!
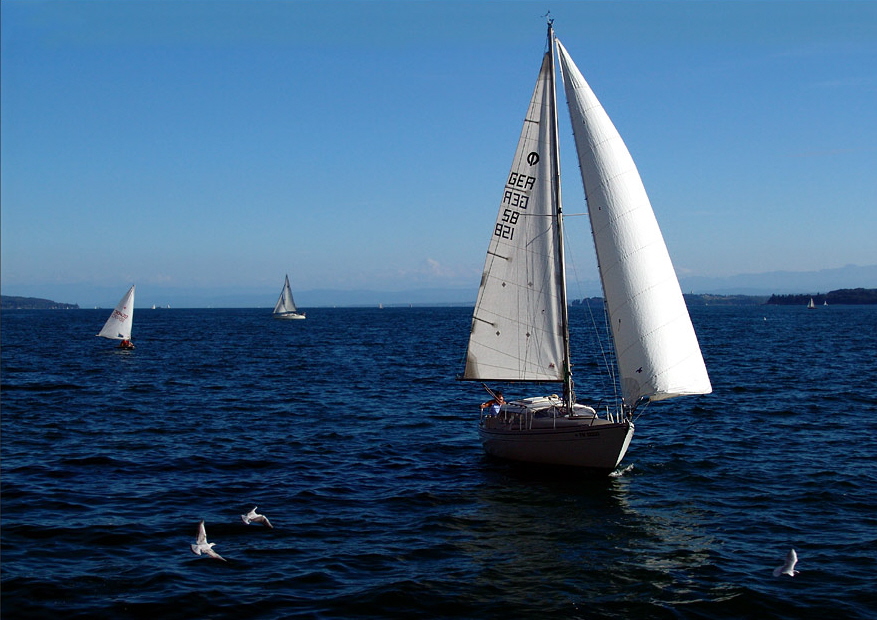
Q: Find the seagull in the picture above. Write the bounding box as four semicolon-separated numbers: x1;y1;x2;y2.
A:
190;520;226;562
241;506;273;529
773;548;798;577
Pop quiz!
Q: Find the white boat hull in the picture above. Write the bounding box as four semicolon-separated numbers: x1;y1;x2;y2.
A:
273;313;306;320
478;398;634;471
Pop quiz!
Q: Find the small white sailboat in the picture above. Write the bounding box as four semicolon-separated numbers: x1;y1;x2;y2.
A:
273;275;306;320
462;22;711;472
97;285;136;349
807;298;817;309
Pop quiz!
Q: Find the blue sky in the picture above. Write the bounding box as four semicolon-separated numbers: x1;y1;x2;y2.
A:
2;1;876;307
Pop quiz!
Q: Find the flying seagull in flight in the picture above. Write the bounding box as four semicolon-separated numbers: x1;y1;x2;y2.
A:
190;520;226;562
241;506;273;529
773;548;798;577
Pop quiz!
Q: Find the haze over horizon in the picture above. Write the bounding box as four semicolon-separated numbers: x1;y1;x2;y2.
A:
2;1;876;307
5;263;876;309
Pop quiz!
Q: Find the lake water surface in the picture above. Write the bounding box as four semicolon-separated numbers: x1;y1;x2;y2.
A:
2;305;876;618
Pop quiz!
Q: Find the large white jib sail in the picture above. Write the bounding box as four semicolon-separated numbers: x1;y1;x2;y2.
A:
97;285;135;341
463;50;566;383
556;39;711;406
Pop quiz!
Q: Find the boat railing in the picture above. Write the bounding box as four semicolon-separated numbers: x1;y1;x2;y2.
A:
480;409;535;430
483;404;615;430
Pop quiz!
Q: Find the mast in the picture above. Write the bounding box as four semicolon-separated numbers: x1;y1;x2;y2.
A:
547;21;575;411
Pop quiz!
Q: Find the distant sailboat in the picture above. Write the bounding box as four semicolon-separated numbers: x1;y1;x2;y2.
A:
273;275;305;320
97;285;135;349
462;22;711;472
807;298;817;309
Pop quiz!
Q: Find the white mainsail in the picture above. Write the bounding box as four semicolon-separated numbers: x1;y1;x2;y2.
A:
556;40;711;406
97;285;135;341
463;51;566;383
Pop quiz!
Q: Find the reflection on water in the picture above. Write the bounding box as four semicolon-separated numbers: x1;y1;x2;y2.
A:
445;461;736;613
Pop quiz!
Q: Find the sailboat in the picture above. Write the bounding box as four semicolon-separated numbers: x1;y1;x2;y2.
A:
462;22;711;472
97;285;136;349
273;275;306;320
807;298;817;309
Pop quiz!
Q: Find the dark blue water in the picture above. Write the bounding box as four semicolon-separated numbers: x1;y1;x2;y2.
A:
2;305;876;619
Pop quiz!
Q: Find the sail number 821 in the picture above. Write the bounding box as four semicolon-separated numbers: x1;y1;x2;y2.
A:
495;209;520;240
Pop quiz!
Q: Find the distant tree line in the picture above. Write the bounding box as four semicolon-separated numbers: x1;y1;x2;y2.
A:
572;290;877;307
0;296;79;310
766;288;877;305
572;294;768;307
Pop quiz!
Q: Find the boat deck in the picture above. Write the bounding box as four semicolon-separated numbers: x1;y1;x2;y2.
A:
481;395;623;431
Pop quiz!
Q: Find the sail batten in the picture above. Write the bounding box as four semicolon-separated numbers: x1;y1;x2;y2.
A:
556;39;711;405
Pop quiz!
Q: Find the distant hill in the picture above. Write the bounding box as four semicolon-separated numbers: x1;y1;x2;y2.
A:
679;264;877;295
1;296;79;310
766;288;877;306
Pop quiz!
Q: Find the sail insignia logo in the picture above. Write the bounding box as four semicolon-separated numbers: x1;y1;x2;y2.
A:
527;151;540;165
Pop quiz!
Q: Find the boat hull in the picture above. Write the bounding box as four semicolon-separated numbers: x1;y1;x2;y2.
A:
479;416;634;471
273;313;306;320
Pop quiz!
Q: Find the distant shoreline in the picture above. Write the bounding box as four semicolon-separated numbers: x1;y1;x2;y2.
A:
5;288;877;310
576;289;877;306
764;288;877;305
1;296;80;310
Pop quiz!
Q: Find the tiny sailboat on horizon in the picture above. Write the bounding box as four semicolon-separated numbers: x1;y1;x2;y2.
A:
97;284;136;349
273;274;306;320
461;22;711;472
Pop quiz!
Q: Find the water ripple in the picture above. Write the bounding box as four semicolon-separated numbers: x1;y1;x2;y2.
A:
2;306;877;618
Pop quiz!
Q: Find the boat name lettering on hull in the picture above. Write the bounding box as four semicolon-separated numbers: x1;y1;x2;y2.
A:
575;431;601;438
